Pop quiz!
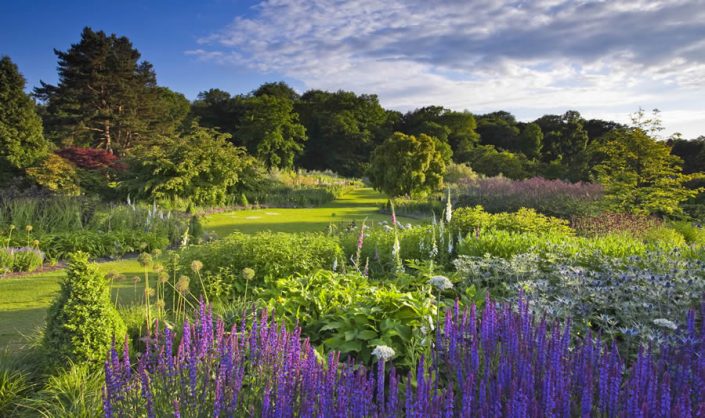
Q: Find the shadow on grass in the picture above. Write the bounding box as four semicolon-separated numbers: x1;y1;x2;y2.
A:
0;307;47;351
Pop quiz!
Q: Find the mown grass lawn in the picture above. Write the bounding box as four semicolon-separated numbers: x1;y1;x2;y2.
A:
202;187;418;236
0;259;153;351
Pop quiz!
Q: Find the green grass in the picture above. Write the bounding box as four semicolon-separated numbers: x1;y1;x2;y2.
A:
203;187;417;236
0;259;152;351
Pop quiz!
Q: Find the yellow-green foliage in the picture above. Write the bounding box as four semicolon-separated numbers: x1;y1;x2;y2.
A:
450;205;573;235
43;252;126;368
25;154;81;195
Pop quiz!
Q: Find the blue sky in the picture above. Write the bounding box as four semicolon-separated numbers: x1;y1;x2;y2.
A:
1;0;704;138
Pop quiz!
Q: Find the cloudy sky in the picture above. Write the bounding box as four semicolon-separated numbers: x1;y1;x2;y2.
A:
2;0;704;137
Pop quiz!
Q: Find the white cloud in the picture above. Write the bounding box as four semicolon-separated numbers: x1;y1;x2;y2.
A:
191;0;705;137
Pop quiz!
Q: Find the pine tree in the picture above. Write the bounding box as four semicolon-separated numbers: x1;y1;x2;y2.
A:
34;27;161;154
0;56;50;175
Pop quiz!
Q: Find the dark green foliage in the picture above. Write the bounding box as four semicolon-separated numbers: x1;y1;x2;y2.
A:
464;145;534;179
669;136;705;174
235;95;307;169
122;124;259;207
252;81;300;102
517;122;543;159
43;252;126;368
34;27;162;153
476;111;521;152
173;232;343;300
0;56;50;176
534;111;590;181
296;90;392;177
190;88;240;136
397;106;479;160
35;230;168;260
368;132;452;197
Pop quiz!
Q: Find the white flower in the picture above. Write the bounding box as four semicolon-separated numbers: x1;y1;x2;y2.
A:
371;345;395;361
429;275;454;291
653;318;678;330
383;225;393;232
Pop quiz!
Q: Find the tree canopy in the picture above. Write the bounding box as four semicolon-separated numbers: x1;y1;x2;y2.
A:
34;27;163;153
368;132;452;197
0;56;50;175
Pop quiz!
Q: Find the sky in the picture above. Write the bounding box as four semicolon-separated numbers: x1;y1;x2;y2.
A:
1;0;704;138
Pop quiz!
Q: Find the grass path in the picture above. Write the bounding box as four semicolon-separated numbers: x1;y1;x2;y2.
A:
0;187;413;350
202;187;415;236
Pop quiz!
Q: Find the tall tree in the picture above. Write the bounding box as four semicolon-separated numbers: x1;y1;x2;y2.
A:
296;90;391;177
517;122;543;159
398;106;479;161
534;110;590;180
34;27;160;153
252;81;300;102
368;132;452;197
591;128;703;215
476;111;521;152
191;89;241;135
235;95;307;169
0;56;50;175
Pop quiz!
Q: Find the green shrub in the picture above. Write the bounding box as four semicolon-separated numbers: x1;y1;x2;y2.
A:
36;230;168;260
173;232;343;301
450;206;573;235
10;248;44;272
669;221;705;245
256;270;435;368
642;226;686;247
43;252;126;368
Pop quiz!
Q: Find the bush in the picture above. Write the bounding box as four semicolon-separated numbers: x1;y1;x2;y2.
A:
37;230;169;260
9;247;44;272
173;232;343;301
669;221;705;245
450;205;573;236
43;252;126;368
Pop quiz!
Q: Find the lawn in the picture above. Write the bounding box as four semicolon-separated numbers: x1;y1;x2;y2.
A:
202;187;418;236
0;258;152;351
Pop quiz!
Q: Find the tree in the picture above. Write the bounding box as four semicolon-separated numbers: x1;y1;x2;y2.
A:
34;27;161;153
368;132;452;197
464;144;533;179
151;87;191;135
296;90;392;177
397;106;479;161
517;123;543;159
190;88;240;136
122;124;259;206
476;112;520;152
0;56;50;176
235;95;307;169
534;111;590;181
591;128;703;215
252;81;300;102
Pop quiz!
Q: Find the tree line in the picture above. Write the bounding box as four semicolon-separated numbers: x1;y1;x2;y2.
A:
1;27;704;212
